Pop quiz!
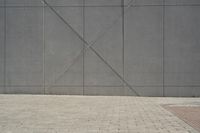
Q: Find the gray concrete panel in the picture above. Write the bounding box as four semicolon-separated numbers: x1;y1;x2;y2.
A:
86;8;123;76
84;87;125;96
0;0;3;6
85;7;121;43
6;0;43;6
0;88;2;93
124;0;163;6
0;8;4;86
4;0;87;7
2;0;200;96
84;7;123;86
165;6;200;86
45;7;83;86
85;0;121;6
54;58;83;86
124;6;163;86
194;88;200;97
53;7;83;37
124;87;137;96
5;87;43;94
165;0;200;5
165;87;200;97
85;50;123;86
124;0;132;5
6;7;43;86
130;0;164;6
45;0;83;7
0;87;4;93
46;87;83;95
125;87;163;96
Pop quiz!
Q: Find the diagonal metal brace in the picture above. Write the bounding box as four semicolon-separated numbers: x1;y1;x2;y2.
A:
49;0;135;87
42;0;139;96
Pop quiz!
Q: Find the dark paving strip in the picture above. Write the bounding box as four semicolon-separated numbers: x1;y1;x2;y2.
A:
163;104;200;132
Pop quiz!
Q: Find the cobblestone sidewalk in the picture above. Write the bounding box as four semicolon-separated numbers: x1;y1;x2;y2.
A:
0;95;199;133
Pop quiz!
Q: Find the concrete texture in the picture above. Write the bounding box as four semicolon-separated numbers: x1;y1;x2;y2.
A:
164;6;200;96
45;7;83;87
45;0;83;7
124;6;163;86
6;7;43;86
84;6;123;88
0;7;4;87
165;87;200;97
85;7;123;76
0;0;3;6
0;87;3;93
127;87;163;97
131;0;164;5
165;6;200;86
0;0;200;96
85;0;121;6
46;87;83;95
5;0;42;6
0;95;199;133
84;87;125;96
165;0;200;5
84;50;122;86
5;87;43;94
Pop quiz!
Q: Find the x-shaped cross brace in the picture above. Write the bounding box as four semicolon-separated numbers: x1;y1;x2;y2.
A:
42;0;139;96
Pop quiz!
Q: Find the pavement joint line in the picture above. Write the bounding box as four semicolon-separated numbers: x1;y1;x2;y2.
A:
0;95;199;133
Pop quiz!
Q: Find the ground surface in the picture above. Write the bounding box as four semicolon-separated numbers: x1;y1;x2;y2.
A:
0;95;199;133
164;105;200;132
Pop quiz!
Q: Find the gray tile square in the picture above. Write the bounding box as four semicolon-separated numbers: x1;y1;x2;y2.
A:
45;7;83;86
0;8;4;86
164;87;198;97
5;87;43;94
45;0;83;6
165;6;200;86
124;6;163;86
165;0;200;5
125;86;163;96
6;7;43;86
0;0;4;6
85;0;121;6
0;87;5;93
46;87;83;95
84;50;123;86
84;7;123;86
6;0;43;6
84;87;125;96
124;0;164;6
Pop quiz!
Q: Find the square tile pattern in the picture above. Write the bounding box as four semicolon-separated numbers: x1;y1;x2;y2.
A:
0;95;199;133
0;0;200;96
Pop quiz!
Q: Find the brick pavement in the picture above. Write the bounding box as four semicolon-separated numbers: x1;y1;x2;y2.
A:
163;105;200;132
0;95;199;133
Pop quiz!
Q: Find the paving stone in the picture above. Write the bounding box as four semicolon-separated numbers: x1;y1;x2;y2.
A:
0;95;199;133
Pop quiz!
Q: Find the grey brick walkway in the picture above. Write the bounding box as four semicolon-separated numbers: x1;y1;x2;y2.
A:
0;95;199;133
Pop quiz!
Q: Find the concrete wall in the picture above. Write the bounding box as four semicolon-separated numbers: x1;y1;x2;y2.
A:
0;0;200;96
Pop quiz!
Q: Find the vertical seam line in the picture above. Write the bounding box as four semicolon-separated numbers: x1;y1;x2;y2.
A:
162;0;165;97
122;0;125;92
43;3;46;94
4;0;6;93
83;0;85;95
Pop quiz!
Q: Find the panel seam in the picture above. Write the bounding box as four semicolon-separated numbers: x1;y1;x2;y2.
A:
162;0;165;97
3;0;6;93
